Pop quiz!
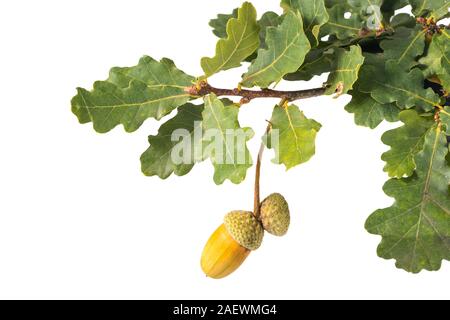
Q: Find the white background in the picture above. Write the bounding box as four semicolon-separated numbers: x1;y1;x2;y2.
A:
0;0;448;300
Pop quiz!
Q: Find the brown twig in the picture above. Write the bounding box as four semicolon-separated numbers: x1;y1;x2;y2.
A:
185;81;327;104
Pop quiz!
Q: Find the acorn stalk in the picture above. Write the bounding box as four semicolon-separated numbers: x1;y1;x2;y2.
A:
201;126;269;279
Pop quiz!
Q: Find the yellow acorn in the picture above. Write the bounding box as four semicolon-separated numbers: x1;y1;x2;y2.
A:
201;211;264;279
200;224;250;279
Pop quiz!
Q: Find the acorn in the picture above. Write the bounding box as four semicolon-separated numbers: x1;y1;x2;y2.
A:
201;211;264;279
259;193;290;236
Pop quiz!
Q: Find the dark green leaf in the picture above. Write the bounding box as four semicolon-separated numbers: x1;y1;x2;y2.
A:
359;60;441;111
349;0;384;31
381;26;426;71
241;11;311;88
201;94;254;185
325;45;365;95
71;56;194;133
321;3;363;40
281;0;329;46
201;2;260;77
381;110;434;178
420;31;450;92
284;48;334;81
389;13;417;29
258;11;282;49
440;107;450;133
141;103;203;179
366;126;450;273
382;0;410;20
209;8;238;38
345;90;400;129
410;0;450;20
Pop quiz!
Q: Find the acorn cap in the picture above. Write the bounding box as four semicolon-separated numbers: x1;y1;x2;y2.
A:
260;193;290;236
224;211;264;250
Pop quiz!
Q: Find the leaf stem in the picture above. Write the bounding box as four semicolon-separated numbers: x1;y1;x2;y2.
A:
185;81;326;104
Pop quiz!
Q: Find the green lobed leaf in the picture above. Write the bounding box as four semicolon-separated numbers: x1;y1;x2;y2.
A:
243;12;283;62
285;26;386;82
348;0;383;9
431;3;450;20
380;26;426;71
325;45;365;95
440;107;450;133
348;0;384;31
359;60;442;111
241;10;311;88
440;58;450;93
324;0;336;8
201;94;254;185
281;0;329;46
389;13;417;29
209;8;281;61
345;90;400;129
321;3;363;40
140;103;203;179
420;31;450;92
209;8;238;38
71;56;194;133
284;48;334;81
381;110;434;178
201;2;260;77
366;126;450;273
264;104;321;170
209;8;281;48
258;11;283;49
381;0;410;20
410;0;450;20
